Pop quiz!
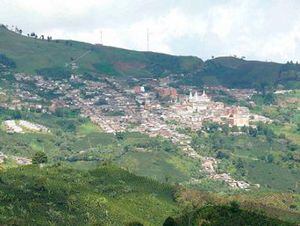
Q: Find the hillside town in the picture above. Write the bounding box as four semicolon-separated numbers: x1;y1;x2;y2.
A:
1;73;272;136
0;72;273;188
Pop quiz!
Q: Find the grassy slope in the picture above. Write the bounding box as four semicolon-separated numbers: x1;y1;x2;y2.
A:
0;108;201;184
0;26;202;77
201;57;282;87
2;26;300;89
0;165;298;225
2;26;300;88
173;205;296;226
0;165;178;225
181;56;300;89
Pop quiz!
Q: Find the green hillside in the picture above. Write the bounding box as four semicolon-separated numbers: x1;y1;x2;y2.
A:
178;56;300;89
168;203;296;226
1;25;300;89
0;107;201;184
0;165;298;226
0;165;178;225
0;25;202;77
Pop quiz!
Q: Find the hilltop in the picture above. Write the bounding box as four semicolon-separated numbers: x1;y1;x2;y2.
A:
1;25;300;89
0;25;202;78
179;56;300;89
0;26;300;89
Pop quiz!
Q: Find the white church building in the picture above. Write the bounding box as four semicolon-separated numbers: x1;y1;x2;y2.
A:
187;90;211;112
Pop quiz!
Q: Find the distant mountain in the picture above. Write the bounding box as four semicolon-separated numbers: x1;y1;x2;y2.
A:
181;56;300;89
1;24;300;89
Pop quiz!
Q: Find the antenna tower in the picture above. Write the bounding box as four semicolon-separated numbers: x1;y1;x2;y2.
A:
147;28;149;51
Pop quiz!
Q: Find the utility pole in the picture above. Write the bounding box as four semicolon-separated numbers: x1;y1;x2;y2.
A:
100;30;103;45
147;28;149;51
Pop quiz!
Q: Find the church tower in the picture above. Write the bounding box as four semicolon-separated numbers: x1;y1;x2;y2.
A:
194;91;198;101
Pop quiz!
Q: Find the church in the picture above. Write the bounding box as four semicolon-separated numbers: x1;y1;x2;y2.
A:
187;90;211;112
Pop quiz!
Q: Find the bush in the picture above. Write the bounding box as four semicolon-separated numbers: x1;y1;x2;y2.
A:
229;200;240;213
126;222;144;226
216;151;229;159
163;217;176;226
266;154;274;163
32;151;48;164
36;67;71;80
0;53;16;68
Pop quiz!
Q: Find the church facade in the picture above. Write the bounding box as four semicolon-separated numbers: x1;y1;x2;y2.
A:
187;90;211;112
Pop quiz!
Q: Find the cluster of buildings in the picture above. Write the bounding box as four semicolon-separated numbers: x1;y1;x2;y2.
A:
4;73;271;131
13;156;32;165
202;157;250;189
1;72;271;143
163;90;271;130
0;152;32;166
0;72;272;189
2;120;49;133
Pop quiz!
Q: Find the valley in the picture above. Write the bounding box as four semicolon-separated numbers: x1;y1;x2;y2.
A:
0;24;299;225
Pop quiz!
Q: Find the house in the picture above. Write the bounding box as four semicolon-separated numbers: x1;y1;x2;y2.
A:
228;114;249;127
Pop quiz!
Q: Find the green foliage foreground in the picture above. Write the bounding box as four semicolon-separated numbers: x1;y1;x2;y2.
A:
0;165;177;225
0;165;297;226
165;203;296;226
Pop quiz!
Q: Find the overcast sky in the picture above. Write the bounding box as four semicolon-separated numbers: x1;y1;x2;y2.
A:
1;0;300;62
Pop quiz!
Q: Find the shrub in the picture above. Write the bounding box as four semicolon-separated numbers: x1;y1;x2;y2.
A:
32;151;48;164
0;53;16;68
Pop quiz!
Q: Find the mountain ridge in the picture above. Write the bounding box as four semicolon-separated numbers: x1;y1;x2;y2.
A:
1;24;300;89
0;25;202;78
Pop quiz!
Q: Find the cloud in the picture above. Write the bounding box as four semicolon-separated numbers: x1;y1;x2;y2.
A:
1;0;300;62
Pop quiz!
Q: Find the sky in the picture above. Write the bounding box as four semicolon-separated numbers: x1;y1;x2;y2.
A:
1;0;300;62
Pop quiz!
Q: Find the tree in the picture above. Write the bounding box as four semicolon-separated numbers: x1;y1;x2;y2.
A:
202;122;220;133
12;110;22;119
231;126;239;133
241;126;248;133
248;127;257;137
297;123;300;133
216;151;229;159
162;140;173;152
32;151;48;164
123;145;131;152
278;133;286;139
266;154;274;163
0;54;17;68
288;143;298;152
126;222;143;226
221;124;230;135
163;217;176;226
235;158;244;169
116;132;125;140
263;93;276;105
229;200;240;213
